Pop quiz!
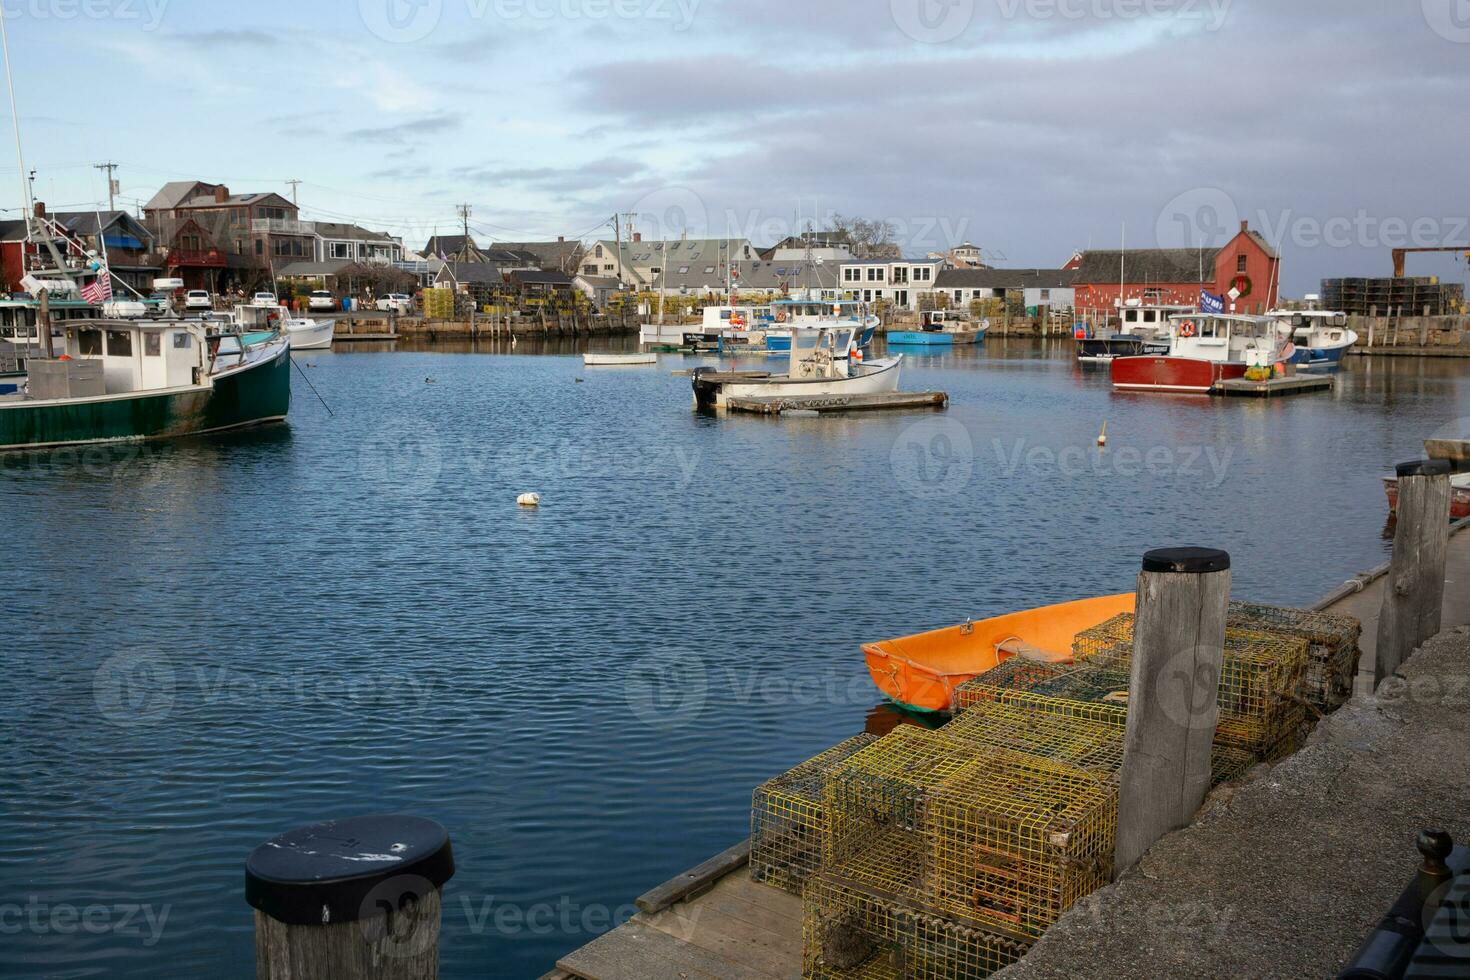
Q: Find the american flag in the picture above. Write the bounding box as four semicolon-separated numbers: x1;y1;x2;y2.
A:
81;274;113;305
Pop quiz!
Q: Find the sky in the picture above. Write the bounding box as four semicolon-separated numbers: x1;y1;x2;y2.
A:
2;0;1468;295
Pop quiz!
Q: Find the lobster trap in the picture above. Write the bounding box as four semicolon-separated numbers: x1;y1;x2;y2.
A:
1228;601;1361;712
802;829;1033;979
1069;615;1310;758
751;733;882;894
921;749;1116;938
952;660;1070;714
939;699;1125;779
951;665;1256;786
822;727;986;869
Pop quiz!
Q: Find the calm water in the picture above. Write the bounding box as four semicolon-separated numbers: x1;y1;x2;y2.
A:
2;339;1466;978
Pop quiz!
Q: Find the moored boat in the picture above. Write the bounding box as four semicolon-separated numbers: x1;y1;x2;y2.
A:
1075;303;1191;363
1110;313;1285;393
583;352;658;366
888;310;986;347
862;594;1137;713
1268;309;1356;371
1383;472;1470;520
691;327;901;409
285;316;334;351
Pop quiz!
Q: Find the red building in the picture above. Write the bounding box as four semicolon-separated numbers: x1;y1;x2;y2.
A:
1071;221;1281;315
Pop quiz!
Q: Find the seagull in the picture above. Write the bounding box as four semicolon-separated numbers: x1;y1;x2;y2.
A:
425;377;436;384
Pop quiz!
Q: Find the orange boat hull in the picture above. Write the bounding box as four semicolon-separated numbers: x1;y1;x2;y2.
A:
862;594;1136;713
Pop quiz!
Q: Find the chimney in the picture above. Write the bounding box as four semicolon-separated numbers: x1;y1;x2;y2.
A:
215;185;230;203
557;236;564;242
1240;220;1248;233
33;201;44;218
633;232;642;242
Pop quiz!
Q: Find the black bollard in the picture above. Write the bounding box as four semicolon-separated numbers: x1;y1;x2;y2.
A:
246;815;455;980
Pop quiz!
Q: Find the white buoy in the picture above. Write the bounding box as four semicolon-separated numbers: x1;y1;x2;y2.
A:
517;492;541;507
1097;422;1108;447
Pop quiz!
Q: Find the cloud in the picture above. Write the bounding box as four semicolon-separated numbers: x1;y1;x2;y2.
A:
450;156;648;193
346;114;463;145
169;29;279;49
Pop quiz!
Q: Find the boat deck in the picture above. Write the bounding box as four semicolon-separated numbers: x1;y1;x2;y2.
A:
551;840;801;980
726;391;948;414
1212;375;1333;397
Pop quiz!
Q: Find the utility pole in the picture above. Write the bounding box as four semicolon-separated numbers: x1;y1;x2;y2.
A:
611;213;623;290
285;179;302;206
457;204;472;258
94;162;119;211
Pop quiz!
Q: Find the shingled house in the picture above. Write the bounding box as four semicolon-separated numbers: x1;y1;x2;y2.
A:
1069;221;1280;314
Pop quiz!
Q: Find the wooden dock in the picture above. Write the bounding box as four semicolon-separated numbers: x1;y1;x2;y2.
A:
551;839;801;980
726;391;948;415
1212;374;1333;397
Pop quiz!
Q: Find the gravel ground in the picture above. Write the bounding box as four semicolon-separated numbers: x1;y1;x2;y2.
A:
996;626;1470;980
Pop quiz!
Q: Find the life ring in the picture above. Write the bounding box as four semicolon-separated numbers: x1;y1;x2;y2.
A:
1179;320;1197;338
1074;326;1087;340
776;312;788;323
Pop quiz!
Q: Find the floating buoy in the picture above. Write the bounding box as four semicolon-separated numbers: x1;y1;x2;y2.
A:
1097;422;1108;447
517;492;541;507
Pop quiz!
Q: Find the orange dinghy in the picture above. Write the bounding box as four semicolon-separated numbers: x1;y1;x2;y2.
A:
863;594;1136;714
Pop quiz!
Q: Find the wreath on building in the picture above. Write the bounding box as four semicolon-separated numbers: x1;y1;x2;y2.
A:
1233;274;1253;298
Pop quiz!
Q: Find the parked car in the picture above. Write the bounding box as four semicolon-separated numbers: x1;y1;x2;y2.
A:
308;290;337;313
252;291;280;306
376;293;414;314
184;290;212;311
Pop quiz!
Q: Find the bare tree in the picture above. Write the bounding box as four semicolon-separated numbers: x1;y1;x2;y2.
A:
340;262;416;297
827;214;901;259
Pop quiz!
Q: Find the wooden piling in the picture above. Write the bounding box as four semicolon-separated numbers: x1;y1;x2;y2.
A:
1375;459;1453;685
246;815;455;980
1115;547;1231;876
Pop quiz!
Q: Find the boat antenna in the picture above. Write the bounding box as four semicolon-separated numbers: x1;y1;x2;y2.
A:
1;12;33;245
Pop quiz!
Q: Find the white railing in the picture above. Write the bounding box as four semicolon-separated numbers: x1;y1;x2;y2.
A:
252;218;309;235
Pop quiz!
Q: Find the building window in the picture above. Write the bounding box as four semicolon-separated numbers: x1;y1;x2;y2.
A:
330;242;350;259
1237;254;1247;273
594;245;603;257
954;290;963;304
1040;289;1050;302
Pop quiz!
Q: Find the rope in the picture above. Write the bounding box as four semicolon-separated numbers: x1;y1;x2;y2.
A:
290;355;333;416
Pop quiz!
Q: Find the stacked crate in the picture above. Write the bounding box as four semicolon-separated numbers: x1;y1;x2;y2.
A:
1227;602;1361;714
751;733;882;894
1069;614;1310;759
952;659;1070;714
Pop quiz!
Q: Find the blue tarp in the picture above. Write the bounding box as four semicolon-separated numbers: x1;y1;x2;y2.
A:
104;235;143;249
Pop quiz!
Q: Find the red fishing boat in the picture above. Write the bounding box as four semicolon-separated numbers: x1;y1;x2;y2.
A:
1383;472;1470;520
1110;313;1286;393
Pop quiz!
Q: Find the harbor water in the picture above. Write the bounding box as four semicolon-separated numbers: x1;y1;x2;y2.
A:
3;339;1467;978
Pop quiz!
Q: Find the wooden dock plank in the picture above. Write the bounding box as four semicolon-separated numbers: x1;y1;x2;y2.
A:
643;903;800;978
557;919;779;980
1212;375;1333;397
635;838;751;914
683;874;801;936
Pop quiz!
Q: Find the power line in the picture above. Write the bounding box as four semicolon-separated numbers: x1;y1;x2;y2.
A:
93;161;118;211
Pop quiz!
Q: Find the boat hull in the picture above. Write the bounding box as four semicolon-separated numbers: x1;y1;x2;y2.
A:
0;340;291;450
692;357;902;410
583;353;657;366
1110;355;1249;392
287;319;334;351
887;329;981;346
863;593;1136;713
1289;344;1349;372
1384;477;1470;520
1076;335;1171;362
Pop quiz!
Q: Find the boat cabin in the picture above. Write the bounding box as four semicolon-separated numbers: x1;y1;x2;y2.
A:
1270;310;1350;343
1118;303;1194;337
920;310;970;330
60;320;206;393
700;305;772;331
1166;313;1279;365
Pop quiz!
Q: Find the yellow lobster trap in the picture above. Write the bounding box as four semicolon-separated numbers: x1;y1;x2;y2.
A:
1227;601;1361;712
751;733;881;894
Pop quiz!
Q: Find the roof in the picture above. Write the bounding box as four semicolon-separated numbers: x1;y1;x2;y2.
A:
435;261;504;285
653;258;841;292
596;238;756;271
0;219;29;241
575;275;620;288
312;222;397;243
505;269;574;286
838;257;944;267
495;239;583;269
423;235;478;259
1241;228;1280;260
934;268;1078;289
176;191;295;211
1072;248;1220;285
143;180;209;211
277;260;353;277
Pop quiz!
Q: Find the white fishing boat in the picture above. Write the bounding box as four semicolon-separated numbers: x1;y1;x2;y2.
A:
691;327;902;409
285;316;334;351
583;352;658;366
1267;309;1356;371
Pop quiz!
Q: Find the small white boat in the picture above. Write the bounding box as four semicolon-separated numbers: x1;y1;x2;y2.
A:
1267;309;1356;372
691;328;902;409
286;316;334;351
583;352;657;366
